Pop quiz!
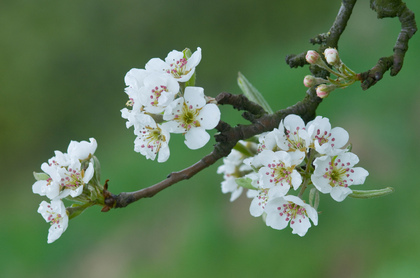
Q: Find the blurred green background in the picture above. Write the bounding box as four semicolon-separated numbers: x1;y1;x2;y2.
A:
1;0;420;277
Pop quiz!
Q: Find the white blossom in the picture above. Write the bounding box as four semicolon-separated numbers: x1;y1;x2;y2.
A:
217;143;255;201
306;116;348;155
32;163;62;200
257;150;304;197
311;152;369;202
249;187;269;217
37;199;69;243
57;160;94;199
257;129;283;153
265;195;318;236
137;72;179;114
163;86;220;149
32;139;97;200
277;114;310;156
133;113;171;163
146;47;202;82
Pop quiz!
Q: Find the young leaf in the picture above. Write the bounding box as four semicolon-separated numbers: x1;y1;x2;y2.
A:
235;177;257;190
237;72;273;114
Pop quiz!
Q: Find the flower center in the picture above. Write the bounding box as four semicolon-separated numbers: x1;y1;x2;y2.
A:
166;58;189;79
257;189;269;210
60;168;84;189
314;129;336;147
46;204;63;228
277;202;307;224
139;125;167;153
150;85;168;106
176;103;201;131
286;127;306;151
323;157;353;187
266;162;292;185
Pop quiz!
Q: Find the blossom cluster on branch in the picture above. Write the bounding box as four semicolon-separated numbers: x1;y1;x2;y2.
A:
218;114;368;236
121;48;220;162
32;139;100;243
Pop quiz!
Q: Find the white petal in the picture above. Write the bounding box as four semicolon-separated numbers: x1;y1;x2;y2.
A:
164;50;184;64
157;144;170;163
32;180;48;196
124;68;149;88
330;186;352;202
82;162;95;184
249;196;265;217
163;98;184;121
330;127;349;148
145;58;169;73
186;47;202;69
230;186;243;202
184;127;210;150
290;170;303;190
268;184;289;198
265;197;289;230
349;167;369;185
290;215;311;236
184;87;205;108
69;185;84;198
198;104;220;130
311;175;332;194
67;138;97;161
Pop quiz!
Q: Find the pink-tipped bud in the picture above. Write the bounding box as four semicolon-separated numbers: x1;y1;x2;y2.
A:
324;48;339;65
306;50;320;64
316;84;334;98
303;75;316;87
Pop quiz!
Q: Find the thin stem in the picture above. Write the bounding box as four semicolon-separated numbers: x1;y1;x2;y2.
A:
298;149;316;198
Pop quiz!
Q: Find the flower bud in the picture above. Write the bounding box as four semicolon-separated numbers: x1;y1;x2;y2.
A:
303;75;316;87
305;50;320;64
316;84;335;98
324;48;340;65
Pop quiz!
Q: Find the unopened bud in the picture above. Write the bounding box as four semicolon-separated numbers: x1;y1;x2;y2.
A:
303;75;316;87
304;75;328;88
324;48;340;65
316;84;335;98
305;50;320;64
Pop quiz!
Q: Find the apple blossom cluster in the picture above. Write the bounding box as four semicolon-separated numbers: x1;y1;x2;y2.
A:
304;48;359;98
121;47;221;162
32;138;102;243
218;114;369;236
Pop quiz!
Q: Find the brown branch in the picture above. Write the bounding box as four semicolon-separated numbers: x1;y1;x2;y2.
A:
286;0;357;69
359;0;417;89
103;88;322;210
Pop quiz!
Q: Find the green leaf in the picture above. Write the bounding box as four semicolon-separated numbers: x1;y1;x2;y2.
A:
67;203;93;220
348;187;394;199
233;142;254;157
237;72;273;114
92;155;101;183
185;71;196;87
183;48;193;59
33;172;49;181
235;177;257;190
183;48;196;87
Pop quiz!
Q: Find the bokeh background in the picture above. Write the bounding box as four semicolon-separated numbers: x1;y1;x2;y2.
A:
1;0;420;277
